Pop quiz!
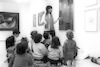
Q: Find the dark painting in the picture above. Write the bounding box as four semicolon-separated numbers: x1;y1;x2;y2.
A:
59;0;73;30
0;12;19;31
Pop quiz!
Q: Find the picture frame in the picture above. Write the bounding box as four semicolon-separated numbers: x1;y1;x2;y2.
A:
33;14;36;27
59;0;73;30
85;0;98;7
38;11;45;26
85;9;98;32
0;12;19;31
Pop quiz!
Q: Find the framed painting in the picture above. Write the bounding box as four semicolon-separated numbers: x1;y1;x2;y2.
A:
85;0;98;7
38;11;45;26
33;14;36;27
59;0;73;30
0;12;19;31
85;9;98;32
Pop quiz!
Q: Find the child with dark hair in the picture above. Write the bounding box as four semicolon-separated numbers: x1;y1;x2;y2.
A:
9;40;34;67
31;33;48;63
63;29;78;66
48;36;63;66
6;29;20;50
5;29;20;63
30;30;38;52
30;30;38;40
42;32;51;48
21;37;32;54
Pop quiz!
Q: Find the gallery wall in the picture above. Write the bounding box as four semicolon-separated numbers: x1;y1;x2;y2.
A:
0;0;100;62
75;0;100;58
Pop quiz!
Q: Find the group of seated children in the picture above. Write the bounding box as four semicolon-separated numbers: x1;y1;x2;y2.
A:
6;29;79;67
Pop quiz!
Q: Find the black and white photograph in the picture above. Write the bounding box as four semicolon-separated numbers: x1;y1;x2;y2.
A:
0;0;100;67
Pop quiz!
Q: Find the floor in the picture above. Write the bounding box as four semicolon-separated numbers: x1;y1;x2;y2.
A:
1;59;100;67
0;42;100;67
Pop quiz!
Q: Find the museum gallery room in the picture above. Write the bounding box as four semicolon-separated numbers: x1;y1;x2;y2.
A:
0;0;100;67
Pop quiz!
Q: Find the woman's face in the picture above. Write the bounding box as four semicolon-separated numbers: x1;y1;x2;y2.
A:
48;8;52;13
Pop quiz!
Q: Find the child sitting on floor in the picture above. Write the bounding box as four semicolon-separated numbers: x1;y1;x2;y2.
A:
31;33;48;63
9;38;34;67
48;36;63;66
42;32;51;48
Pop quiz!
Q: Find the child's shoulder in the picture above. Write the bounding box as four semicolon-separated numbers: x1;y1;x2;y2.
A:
39;43;46;47
72;39;76;43
64;39;68;43
25;53;32;58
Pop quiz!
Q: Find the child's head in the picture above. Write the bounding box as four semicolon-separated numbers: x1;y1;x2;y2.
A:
66;29;74;40
43;32;50;39
51;36;61;49
21;37;28;42
6;36;15;47
34;33;42;43
16;40;28;55
30;30;38;40
13;29;20;37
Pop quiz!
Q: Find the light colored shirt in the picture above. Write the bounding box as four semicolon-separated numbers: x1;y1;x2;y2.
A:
48;45;63;60
45;14;54;30
41;13;55;31
32;43;47;59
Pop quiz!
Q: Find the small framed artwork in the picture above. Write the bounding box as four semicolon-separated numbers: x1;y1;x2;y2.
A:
85;0;98;7
38;11;45;26
33;14;36;27
85;9;98;32
0;12;19;31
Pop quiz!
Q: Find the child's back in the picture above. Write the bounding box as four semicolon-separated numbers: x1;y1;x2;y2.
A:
48;45;62;60
9;39;33;67
12;53;33;67
63;39;77;61
63;29;78;65
32;33;48;63
48;36;63;65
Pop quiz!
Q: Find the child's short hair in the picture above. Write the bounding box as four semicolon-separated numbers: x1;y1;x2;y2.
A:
51;36;61;49
21;37;28;42
16;41;28;55
66;29;74;40
30;30;38;40
34;33;42;43
43;32;49;39
6;36;15;49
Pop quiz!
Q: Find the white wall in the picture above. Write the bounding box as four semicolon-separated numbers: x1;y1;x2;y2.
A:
0;0;100;66
0;2;20;41
74;0;100;58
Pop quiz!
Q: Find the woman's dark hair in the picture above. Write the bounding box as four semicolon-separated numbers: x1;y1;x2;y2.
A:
46;5;52;15
43;32;49;39
16;41;28;55
34;33;42;43
51;36;61;49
